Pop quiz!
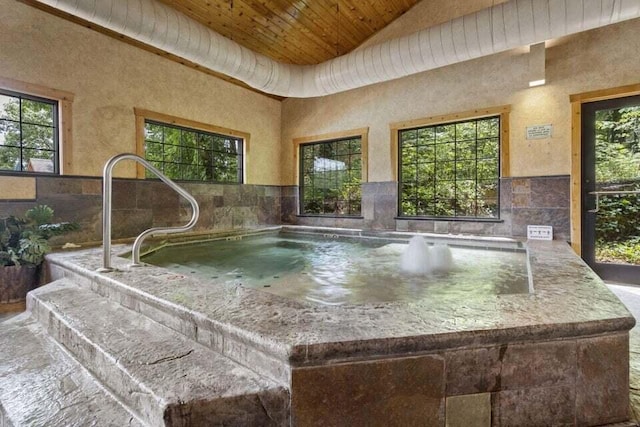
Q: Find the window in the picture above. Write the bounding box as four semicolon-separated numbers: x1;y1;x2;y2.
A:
140;115;244;183
0;89;59;174
298;132;366;216
398;115;501;219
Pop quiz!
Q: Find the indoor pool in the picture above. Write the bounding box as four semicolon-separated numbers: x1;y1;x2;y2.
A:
42;229;633;426
142;232;529;305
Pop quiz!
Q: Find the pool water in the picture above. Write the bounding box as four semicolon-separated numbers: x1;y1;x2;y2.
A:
142;233;529;305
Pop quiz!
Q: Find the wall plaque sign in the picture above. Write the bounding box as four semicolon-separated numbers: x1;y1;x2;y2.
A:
527;225;553;240
526;124;553;140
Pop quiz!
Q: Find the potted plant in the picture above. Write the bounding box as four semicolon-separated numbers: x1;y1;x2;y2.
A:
0;205;78;306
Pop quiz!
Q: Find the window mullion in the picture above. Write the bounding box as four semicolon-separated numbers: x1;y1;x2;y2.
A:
474;119;479;217
299;137;361;216
453;124;458;217
142;119;242;184
398;115;500;220
0;90;59;175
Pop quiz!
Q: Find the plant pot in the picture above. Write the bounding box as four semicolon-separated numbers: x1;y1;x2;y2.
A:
0;265;39;304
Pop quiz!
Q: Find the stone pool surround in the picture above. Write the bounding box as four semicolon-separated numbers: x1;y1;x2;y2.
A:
44;226;633;425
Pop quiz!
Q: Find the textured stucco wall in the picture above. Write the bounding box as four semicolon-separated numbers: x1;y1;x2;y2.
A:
0;0;281;185
282;18;640;184
3;1;640;190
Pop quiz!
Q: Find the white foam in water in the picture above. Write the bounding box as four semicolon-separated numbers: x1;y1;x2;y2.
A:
429;244;454;273
400;236;431;274
400;236;454;275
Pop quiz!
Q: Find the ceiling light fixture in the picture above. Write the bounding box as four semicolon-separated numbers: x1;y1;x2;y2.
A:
528;42;546;87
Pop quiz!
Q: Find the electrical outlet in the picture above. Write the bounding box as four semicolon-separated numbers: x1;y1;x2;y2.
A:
527;225;553;241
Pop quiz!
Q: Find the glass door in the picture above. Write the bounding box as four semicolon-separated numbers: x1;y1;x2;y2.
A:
582;95;640;284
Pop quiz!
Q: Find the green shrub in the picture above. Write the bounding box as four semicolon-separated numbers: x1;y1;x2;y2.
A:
594;184;640;244
0;205;78;267
596;238;640;265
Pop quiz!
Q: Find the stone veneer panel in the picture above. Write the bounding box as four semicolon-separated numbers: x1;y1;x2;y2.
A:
284;176;570;239
279;185;298;224
291;355;445;426
396;176;570;239
530;177;570;208
508;176;570;240
0;176;36;199
576;332;630;425
444;336;627;425
500;340;577;389
493;385;575;426
362;182;397;230
445;393;491;427
445;346;502;395
2;175;570;241
0;176;283;245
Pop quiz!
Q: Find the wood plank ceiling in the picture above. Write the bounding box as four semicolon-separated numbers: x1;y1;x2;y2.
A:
22;0;420;97
155;0;420;65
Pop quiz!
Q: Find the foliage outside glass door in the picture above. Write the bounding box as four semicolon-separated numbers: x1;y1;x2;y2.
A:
593;106;640;266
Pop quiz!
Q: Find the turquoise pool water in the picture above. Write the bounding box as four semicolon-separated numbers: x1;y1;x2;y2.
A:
143;233;529;305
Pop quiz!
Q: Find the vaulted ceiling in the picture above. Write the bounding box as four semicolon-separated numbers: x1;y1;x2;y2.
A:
23;0;640;98
154;0;420;65
22;0;421;96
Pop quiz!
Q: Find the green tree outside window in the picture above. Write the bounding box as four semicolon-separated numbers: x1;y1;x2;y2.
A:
300;137;362;216
144;120;243;183
0;91;58;173
398;116;500;219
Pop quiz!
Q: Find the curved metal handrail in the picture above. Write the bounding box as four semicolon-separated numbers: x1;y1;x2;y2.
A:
100;153;200;271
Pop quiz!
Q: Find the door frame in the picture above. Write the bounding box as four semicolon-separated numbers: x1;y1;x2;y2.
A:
569;83;640;256
579;94;640;283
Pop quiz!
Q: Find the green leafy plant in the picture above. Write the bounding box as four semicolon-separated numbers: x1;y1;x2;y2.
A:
595;189;640;242
0;205;78;267
596;237;640;265
592;106;640;265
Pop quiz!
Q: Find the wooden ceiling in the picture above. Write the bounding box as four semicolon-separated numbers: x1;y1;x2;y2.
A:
22;0;420;97
156;0;421;65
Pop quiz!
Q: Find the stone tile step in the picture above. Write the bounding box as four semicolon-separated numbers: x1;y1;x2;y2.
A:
48;254;292;385
28;279;289;427
0;313;144;427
